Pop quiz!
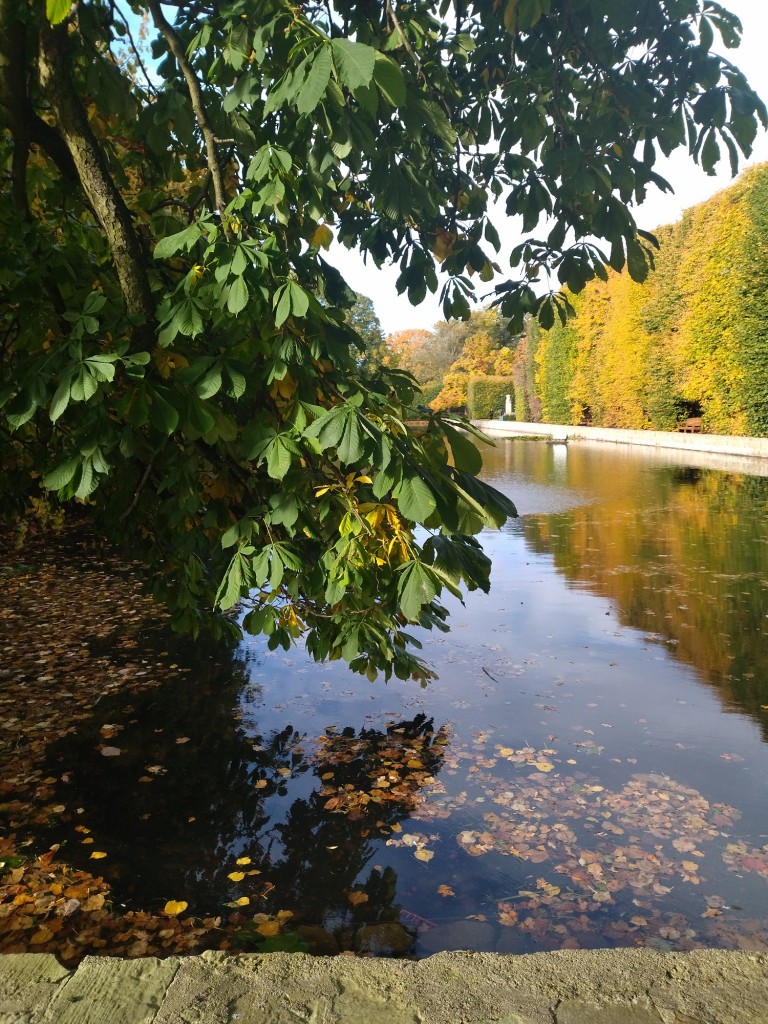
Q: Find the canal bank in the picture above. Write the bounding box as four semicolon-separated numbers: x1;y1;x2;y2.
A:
2;948;767;1024
473;421;768;476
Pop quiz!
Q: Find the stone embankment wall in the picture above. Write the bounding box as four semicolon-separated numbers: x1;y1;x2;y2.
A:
473;420;768;476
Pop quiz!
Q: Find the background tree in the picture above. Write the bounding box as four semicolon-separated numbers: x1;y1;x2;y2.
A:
531;163;768;434
344;293;387;372
430;319;518;412
511;319;543;423
0;0;764;679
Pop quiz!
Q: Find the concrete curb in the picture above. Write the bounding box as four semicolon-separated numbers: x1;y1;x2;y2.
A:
472;420;768;474
1;949;766;1023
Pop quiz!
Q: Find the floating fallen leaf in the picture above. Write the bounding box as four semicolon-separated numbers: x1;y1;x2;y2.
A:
256;919;280;937
89;851;107;859
175;737;190;744
100;746;121;757
235;857;251;865
163;900;188;916
254;779;268;789
529;761;554;772
414;848;434;863
347;891;369;905
235;896;250;906
227;871;245;882
437;884;455;897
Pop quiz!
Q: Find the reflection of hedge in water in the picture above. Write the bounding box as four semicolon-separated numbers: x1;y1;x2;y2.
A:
533;163;768;435
521;467;768;728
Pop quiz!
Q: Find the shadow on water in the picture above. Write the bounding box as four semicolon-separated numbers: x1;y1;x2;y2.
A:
40;627;447;947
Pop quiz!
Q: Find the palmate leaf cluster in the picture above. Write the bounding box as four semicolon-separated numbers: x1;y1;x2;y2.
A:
0;0;764;680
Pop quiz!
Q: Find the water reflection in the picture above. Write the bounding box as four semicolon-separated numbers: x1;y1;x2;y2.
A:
32;439;768;957
42;651;447;952
495;441;768;727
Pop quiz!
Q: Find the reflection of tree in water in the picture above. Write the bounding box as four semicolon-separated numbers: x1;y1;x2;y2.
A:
41;638;446;947
264;714;448;929
522;467;768;734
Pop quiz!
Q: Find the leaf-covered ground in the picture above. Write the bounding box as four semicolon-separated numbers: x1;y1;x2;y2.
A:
0;525;305;964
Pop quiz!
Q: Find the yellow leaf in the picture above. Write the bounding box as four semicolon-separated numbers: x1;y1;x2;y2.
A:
530;761;554;772
30;927;54;945
256;919;280;937
236;857;251;865
498;747;514;756
81;837;94;844
163;900;188;916
255;780;268;789
228;871;245;882
235;896;250;906
311;224;334;249
89;851;107;859
437;884;455;897
348;891;369;906
414;848;434;863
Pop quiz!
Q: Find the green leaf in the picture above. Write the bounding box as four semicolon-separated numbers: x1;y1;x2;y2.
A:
43;458;79;491
75;458;95;499
46;0;71;24
149;387;179;434
372;53;406;107
154;223;202;259
227;276;249;315
266;436;293;479
336;412;364;464
49;379;72;423
273;284;292;328
396;475;436;522
225;365;247;398
173;299;204;338
273;281;310;327
398;561;437;621
442;424;483;474
304;405;346;450
270;490;299;529
331;39;376;92
296;46;332;114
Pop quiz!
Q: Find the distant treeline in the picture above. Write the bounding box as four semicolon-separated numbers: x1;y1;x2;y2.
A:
512;163;768;435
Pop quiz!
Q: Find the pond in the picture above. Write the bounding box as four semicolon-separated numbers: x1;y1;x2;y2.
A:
38;439;768;956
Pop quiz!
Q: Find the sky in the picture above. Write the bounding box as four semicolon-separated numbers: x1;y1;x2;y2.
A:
327;0;768;335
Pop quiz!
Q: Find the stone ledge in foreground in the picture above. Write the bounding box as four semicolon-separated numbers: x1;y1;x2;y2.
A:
1;949;766;1024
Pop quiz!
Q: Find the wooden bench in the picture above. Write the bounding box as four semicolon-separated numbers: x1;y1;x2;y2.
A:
676;417;702;433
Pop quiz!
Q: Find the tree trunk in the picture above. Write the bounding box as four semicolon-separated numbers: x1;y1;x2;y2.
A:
37;16;156;341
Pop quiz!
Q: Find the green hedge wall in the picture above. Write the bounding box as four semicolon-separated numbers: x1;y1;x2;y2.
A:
467;376;515;419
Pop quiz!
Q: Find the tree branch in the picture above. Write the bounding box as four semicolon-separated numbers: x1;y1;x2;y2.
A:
38;16;156;342
146;0;229;222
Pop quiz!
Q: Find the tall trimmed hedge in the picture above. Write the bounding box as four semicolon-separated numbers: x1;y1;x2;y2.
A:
467;376;515;419
533;163;768;436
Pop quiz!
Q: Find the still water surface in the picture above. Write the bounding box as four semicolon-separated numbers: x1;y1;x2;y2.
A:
47;439;768;954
